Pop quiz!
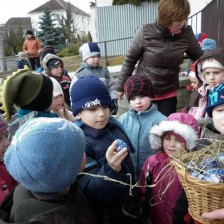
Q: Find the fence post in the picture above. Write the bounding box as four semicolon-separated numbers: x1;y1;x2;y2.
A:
0;32;7;72
104;41;108;68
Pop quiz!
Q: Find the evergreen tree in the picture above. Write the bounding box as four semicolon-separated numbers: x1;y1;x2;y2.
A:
37;7;64;50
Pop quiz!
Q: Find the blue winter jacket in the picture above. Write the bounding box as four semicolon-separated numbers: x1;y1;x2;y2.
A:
75;116;135;222
119;103;166;179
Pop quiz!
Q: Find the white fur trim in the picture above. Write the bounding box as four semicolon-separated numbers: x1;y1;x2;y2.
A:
149;120;198;150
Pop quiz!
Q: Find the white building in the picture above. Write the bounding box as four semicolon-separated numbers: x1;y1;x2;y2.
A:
29;0;90;37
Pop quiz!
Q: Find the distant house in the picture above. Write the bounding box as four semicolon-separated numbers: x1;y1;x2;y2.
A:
28;0;90;37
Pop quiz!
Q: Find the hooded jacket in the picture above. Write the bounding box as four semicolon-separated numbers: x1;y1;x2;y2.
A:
115;22;203;95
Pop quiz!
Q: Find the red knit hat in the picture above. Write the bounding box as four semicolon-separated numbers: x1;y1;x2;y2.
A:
123;74;154;101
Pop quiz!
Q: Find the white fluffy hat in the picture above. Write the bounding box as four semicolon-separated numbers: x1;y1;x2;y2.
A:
50;77;64;97
150;113;199;151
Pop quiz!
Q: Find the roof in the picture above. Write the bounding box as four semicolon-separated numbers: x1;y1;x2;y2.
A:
29;0;90;17
5;17;32;28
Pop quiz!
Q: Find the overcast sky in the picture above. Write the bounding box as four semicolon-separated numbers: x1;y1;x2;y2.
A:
0;0;213;24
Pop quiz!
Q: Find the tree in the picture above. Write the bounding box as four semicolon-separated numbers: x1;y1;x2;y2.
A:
113;0;159;5
57;2;74;43
37;7;64;50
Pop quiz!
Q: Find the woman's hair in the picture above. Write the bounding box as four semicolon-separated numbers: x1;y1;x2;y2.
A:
158;0;190;28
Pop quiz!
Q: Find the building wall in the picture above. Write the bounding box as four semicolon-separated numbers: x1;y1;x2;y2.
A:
91;2;158;56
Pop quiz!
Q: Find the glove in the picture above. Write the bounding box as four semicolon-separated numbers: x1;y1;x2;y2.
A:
111;99;118;115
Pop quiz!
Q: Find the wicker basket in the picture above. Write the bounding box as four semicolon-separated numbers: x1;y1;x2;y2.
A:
172;140;224;224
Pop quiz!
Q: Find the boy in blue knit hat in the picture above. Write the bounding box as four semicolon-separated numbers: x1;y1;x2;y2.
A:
70;42;118;115
71;76;138;224
3;117;99;223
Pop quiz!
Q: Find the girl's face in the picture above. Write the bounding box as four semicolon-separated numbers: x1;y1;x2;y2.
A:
189;76;200;91
51;95;64;111
212;104;224;134
0;130;10;162
203;68;224;88
77;105;110;129
168;20;186;35
129;95;151;112
163;134;186;157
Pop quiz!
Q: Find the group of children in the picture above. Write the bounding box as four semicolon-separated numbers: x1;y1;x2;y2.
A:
0;39;224;224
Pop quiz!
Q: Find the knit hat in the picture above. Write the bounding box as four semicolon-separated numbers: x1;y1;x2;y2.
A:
79;42;101;61
47;58;62;71
50;77;64;97
201;38;217;51
0;114;8;133
123;74;154;101
195;32;208;46
71;76;112;116
188;60;198;78
26;30;33;35
3;69;53;121
206;83;224;117
202;58;224;70
4;117;86;193
42;54;64;73
18;52;27;58
150;112;199;150
41;45;55;60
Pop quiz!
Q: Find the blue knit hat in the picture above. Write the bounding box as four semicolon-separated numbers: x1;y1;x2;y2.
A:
206;83;224;117
202;38;217;52
4;117;86;193
71;76;112;116
79;42;101;61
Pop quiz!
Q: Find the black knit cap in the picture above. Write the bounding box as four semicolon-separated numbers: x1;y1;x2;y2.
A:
22;74;53;112
26;30;33;35
123;74;154;101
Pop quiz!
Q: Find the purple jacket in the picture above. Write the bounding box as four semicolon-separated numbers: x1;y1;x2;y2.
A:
139;152;182;224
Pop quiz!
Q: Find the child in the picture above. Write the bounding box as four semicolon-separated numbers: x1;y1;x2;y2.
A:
173;83;224;224
70;42;118;115
139;112;199;224
70;76;137;224
188;47;224;119
0;115;17;205
119;74;166;179
16;52;30;69
3;117;99;223
2;68;57;140
42;53;71;107
182;60;202;113
50;77;76;122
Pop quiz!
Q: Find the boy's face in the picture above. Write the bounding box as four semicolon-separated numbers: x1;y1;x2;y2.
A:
212;104;224;134
0;130;10;162
86;55;100;67
129;95;151;112
203;68;224;88
50;64;63;77
77;105;110;129
163;134;185;157
189;76;199;91
51;95;64;111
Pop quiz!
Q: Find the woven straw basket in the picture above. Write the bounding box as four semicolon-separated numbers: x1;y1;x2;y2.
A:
172;140;224;224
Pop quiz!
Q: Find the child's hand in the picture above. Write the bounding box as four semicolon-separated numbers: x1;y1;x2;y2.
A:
106;140;128;172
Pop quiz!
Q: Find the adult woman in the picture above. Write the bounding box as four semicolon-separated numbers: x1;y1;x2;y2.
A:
23;30;43;70
115;0;203;116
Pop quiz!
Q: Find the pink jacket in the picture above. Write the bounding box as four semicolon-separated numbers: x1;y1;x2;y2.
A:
139;152;182;224
0;162;17;204
188;84;209;119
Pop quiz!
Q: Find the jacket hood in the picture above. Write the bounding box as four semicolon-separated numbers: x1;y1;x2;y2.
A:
196;48;224;83
42;53;64;74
